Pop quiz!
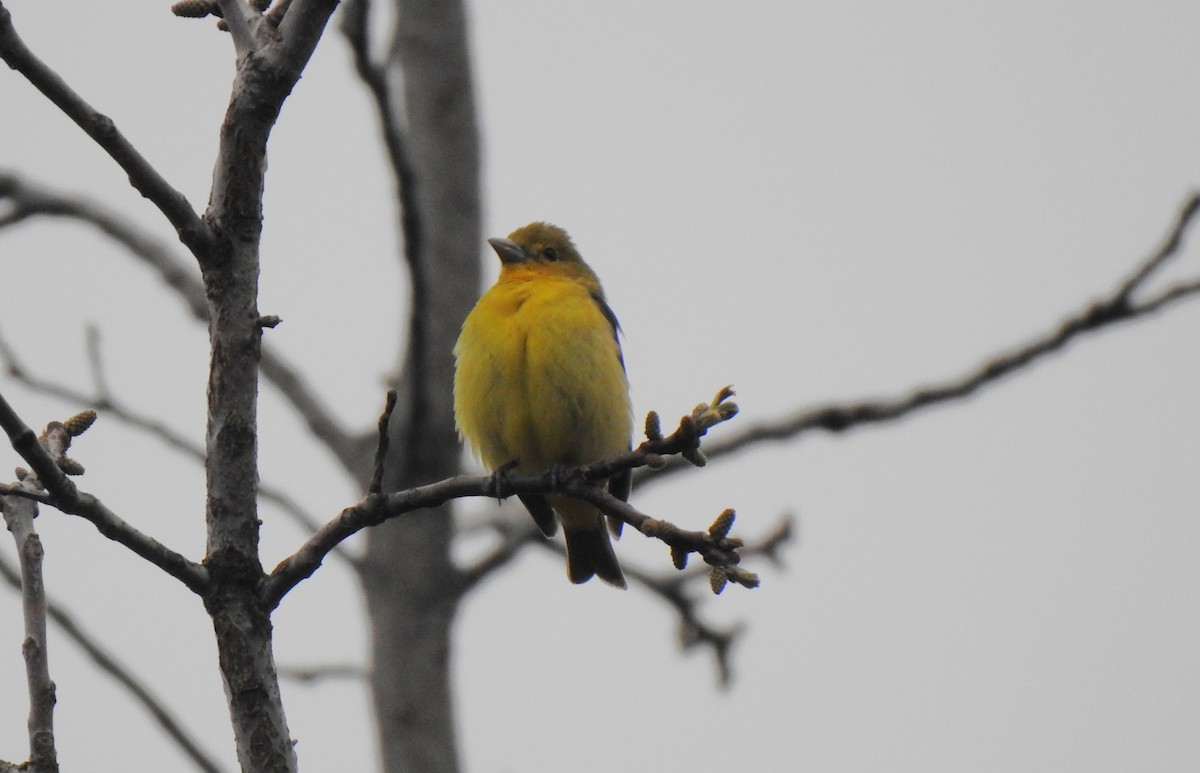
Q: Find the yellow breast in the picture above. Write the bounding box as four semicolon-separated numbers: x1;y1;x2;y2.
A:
453;274;632;474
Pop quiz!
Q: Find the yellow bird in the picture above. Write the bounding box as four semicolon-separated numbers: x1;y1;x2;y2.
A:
453;222;633;588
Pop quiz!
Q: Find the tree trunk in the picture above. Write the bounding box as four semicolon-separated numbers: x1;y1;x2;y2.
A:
361;1;481;771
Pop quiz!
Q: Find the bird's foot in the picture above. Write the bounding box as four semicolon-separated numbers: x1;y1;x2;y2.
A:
487;459;520;502
547;462;572;492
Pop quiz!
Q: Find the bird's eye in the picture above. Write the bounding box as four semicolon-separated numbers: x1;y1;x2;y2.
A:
542;247;560;262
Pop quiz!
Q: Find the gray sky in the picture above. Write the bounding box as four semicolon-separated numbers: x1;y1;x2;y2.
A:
2;2;1199;771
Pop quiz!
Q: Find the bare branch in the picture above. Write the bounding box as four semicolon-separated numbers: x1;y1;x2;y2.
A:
369;390;398;495
572;494;759;593
0;482;52;505
1115;193;1200;299
263;0;293;28
1133;276;1200;316
263;390;747;607
1;481;57;770
264;477;480;608
215;0;259;55
0;551;227;773
0;4;211;255
0;396;209;594
271;0;339;75
638;192;1200;485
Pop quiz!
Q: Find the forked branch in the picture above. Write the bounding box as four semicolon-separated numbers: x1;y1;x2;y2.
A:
0;395;209;594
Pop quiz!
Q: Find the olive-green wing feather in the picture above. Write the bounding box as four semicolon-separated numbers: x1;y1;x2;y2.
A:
590;289;632;538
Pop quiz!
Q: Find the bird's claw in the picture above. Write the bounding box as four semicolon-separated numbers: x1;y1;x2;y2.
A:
487;459;520;501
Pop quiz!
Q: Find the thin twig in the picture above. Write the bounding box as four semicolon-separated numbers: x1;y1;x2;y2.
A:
0;483;52;505
1115;194;1200;299
0;551;226;773
369;390;398;495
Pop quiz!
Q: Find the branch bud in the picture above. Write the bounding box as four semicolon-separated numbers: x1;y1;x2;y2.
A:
708;508;735;539
644;410;663;441
726;566;760;589
710;567;728;595
691;385;739;431
171;0;217;18
65;410;97;436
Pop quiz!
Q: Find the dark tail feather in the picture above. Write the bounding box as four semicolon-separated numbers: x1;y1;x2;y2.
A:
605;468;632;539
518;493;558;537
563;524;626;589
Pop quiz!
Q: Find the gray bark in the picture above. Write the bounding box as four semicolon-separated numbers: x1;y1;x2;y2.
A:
360;1;481;771
200;4;340;770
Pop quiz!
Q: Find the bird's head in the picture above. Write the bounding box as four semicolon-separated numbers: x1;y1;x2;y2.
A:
488;222;602;287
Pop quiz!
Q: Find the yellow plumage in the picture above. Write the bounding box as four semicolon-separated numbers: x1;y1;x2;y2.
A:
454;223;632;588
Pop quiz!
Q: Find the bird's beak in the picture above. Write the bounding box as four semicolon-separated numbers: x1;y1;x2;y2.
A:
487;237;527;265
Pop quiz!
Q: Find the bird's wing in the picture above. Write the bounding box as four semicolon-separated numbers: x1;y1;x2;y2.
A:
589;289;625;371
